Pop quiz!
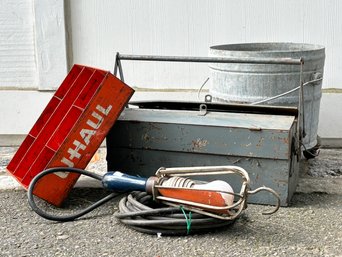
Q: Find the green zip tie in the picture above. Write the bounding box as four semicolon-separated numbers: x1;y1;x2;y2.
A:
180;206;192;235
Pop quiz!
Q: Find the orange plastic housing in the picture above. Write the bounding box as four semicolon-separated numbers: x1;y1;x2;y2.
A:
6;65;134;206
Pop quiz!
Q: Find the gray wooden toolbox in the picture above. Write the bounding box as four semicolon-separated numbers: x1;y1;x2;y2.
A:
106;101;299;206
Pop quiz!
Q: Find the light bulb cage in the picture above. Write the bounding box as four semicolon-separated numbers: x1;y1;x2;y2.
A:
152;165;280;220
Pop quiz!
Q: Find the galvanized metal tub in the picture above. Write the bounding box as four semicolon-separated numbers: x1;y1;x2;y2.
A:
209;43;325;149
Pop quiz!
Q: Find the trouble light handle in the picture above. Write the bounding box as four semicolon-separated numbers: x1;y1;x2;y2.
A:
102;171;148;192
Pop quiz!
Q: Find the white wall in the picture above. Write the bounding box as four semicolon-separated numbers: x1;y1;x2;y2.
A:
0;0;37;89
0;0;341;144
0;0;67;142
65;0;342;143
0;0;67;90
66;0;342;90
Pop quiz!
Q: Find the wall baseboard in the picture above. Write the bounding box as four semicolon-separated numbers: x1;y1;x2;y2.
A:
319;138;342;149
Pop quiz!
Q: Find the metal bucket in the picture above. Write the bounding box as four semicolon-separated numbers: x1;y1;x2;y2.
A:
209;42;325;150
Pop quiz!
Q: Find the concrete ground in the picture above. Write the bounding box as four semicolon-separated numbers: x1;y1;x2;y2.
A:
1;147;342;257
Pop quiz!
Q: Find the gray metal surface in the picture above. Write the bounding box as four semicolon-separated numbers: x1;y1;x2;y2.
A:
116;53;302;64
107;108;299;206
117;109;295;160
209;43;325;149
114;52;302;86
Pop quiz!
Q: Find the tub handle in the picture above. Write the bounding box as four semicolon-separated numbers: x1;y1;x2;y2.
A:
251;74;323;105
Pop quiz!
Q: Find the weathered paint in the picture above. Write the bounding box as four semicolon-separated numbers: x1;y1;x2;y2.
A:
110;108;294;160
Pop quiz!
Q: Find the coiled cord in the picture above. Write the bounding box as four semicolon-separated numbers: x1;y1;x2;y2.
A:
115;191;235;235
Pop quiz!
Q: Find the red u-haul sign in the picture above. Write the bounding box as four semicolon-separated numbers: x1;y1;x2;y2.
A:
7;65;134;206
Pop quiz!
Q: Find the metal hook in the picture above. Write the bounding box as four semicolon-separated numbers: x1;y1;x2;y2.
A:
248;186;280;215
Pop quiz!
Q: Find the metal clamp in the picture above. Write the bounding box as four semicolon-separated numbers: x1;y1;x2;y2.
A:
198;104;208;116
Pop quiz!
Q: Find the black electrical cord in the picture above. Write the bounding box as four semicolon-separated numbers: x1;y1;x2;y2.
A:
114;191;235;235
27;167;121;222
28;167;235;235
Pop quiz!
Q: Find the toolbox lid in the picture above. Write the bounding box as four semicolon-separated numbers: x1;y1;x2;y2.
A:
120;108;295;131
112;107;296;160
